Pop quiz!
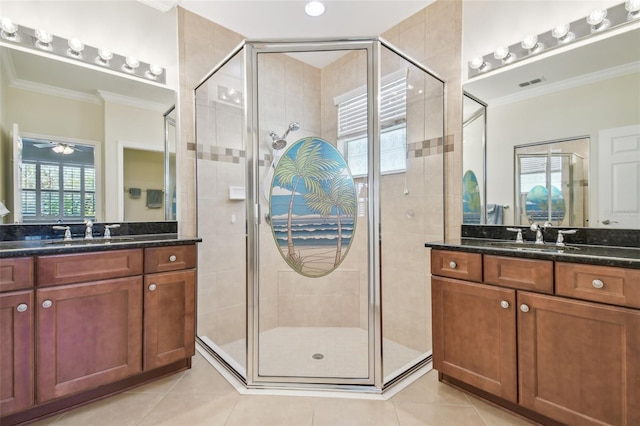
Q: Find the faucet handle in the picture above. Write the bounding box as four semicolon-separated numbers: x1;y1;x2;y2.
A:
556;229;577;246
104;224;120;239
53;225;72;241
506;227;524;243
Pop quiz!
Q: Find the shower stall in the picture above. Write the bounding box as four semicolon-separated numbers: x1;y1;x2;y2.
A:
195;38;445;392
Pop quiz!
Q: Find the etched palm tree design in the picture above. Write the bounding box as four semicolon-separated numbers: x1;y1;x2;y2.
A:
304;173;357;266
273;138;341;260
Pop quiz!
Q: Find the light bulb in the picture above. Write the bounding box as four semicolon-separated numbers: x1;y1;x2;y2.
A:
35;28;52;50
68;38;84;56
626;0;640;20
468;56;485;70
587;9;610;32
147;64;163;78
305;1;325;17
96;47;113;65
124;56;140;72
0;17;18;40
521;35;544;54
494;46;516;64
551;23;575;44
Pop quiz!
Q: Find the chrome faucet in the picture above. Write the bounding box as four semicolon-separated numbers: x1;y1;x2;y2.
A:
506;227;524;243
84;220;93;239
556;229;577;246
104;224;120;239
530;221;552;244
53;225;72;241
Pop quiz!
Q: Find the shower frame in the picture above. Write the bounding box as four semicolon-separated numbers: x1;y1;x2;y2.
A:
195;37;446;393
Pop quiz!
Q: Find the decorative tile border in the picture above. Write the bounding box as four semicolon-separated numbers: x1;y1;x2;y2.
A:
407;135;453;158
195;145;270;166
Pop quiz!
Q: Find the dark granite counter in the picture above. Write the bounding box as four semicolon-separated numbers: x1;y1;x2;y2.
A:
425;238;640;269
0;234;201;258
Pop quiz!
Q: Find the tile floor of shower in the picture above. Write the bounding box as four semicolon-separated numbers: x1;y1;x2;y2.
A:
215;327;424;379
29;349;534;426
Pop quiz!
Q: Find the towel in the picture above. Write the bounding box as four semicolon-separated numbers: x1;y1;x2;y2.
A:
129;188;141;199
486;204;504;225
146;189;163;209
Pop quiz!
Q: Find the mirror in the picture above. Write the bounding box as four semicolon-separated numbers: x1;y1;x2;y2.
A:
463;25;640;229
0;45;176;224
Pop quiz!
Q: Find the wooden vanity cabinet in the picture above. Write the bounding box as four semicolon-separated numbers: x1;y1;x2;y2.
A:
431;249;640;426
0;290;34;416
432;276;517;402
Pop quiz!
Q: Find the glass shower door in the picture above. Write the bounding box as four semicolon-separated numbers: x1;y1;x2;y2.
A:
253;47;372;382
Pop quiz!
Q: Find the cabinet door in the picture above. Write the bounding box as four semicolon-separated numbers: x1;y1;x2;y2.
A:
432;277;517;402
144;270;195;370
0;291;34;416
37;277;143;402
518;291;640;426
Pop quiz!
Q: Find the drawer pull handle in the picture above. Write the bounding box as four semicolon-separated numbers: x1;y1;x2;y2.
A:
592;279;604;289
42;300;53;309
500;300;510;309
520;304;530;313
17;303;28;312
449;261;457;269
169;255;177;262
149;284;157;291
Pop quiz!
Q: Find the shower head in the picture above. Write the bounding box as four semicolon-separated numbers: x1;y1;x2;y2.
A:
268;122;300;151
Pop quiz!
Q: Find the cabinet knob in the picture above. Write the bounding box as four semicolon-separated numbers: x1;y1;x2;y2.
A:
149;284;157;291
500;300;510;309
520;304;530;313
42;300;53;309
592;279;604;289
16;303;28;312
448;261;457;269
169;255;177;262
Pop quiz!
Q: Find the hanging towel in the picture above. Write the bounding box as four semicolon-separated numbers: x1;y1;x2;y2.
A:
486;204;504;225
146;189;163;209
129;188;142;199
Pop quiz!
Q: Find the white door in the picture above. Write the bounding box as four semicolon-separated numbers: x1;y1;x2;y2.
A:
11;123;22;223
598;125;640;228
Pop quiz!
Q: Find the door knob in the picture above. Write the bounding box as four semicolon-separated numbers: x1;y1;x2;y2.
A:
17;303;28;312
520;304;530;313
169;255;177;262
592;279;604;289
449;261;457;269
42;300;53;309
500;300;510;309
149;284;157;291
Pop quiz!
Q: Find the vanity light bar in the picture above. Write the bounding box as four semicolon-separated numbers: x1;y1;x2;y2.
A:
0;19;166;85
468;2;637;79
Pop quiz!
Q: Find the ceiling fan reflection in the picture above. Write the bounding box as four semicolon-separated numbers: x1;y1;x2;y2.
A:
33;141;85;155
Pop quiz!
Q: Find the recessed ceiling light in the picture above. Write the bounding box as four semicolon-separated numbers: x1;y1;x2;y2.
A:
305;1;325;17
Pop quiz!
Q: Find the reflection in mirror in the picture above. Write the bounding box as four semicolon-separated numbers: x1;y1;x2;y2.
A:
515;138;589;227
164;106;177;221
462;93;486;224
0;45;176;224
463;24;640;229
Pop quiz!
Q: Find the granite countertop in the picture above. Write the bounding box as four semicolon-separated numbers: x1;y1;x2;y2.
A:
0;234;202;258
425;238;640;269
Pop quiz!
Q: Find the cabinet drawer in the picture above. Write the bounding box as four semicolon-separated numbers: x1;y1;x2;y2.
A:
431;250;482;282
484;255;553;293
556;262;640;308
0;257;34;292
145;244;196;273
37;249;143;286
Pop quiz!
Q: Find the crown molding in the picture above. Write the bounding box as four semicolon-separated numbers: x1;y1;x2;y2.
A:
97;90;169;112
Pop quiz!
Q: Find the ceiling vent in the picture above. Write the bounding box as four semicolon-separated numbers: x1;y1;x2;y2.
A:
518;77;546;88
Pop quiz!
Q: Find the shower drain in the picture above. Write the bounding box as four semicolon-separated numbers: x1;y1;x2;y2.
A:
312;353;325;360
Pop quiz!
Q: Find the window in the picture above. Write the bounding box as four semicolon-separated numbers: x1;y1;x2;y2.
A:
21;138;95;223
336;70;407;177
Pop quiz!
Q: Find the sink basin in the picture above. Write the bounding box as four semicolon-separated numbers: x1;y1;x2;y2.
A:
45;237;135;245
486;241;581;253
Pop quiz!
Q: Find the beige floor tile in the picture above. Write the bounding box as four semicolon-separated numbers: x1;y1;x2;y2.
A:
465;394;535;426
392;371;470;406
168;356;237;395
137;392;239;426
393;401;486;426
25;413;64;426
312;398;400;426
125;370;187;394
225;395;315;426
49;392;164;426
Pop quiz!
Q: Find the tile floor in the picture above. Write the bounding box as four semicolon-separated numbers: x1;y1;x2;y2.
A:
30;351;534;426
